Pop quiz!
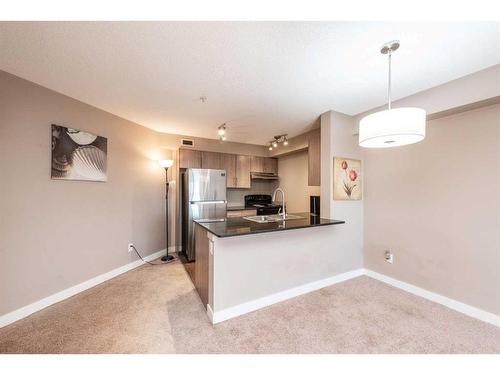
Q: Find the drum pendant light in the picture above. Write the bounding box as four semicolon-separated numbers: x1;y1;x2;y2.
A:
359;41;426;148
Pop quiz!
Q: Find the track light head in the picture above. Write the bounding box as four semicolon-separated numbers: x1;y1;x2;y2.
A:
217;123;226;136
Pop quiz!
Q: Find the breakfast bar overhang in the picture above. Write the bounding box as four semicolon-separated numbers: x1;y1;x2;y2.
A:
193;213;348;324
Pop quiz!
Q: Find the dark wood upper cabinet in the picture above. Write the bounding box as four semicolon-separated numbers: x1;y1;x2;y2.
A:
180;150;277;188
235;155;251;188
263;157;278;174
220;153;237;188
307;129;321;186
250;156;264;173
201;151;221;170
179;149;201;169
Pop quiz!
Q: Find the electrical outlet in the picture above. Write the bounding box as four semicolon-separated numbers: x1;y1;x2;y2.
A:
385;251;394;264
128;243;134;253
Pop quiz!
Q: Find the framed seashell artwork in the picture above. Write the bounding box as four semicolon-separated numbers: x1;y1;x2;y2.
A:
333;157;362;200
51;124;107;182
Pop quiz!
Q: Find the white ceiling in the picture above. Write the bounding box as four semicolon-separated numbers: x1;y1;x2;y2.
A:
1;22;499;145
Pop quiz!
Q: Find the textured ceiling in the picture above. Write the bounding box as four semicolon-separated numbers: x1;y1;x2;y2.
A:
1;22;499;144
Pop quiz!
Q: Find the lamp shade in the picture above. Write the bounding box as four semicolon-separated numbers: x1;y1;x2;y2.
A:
158;159;174;168
359;107;426;148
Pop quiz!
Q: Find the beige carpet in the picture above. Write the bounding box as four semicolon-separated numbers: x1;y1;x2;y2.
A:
0;259;499;354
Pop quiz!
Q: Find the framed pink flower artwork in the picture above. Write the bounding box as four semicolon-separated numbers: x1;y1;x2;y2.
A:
333;157;362;200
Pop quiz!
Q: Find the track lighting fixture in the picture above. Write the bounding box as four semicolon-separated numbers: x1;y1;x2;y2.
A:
218;123;226;136
267;134;289;150
218;123;227;141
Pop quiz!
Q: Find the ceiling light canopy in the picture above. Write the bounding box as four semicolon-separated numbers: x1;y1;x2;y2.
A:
359;41;426;148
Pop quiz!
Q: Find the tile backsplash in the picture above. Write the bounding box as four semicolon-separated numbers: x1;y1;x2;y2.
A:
227;180;279;207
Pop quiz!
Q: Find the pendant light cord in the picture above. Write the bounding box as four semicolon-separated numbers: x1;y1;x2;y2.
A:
387;52;392;110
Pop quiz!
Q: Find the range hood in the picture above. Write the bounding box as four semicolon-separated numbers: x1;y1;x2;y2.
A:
251;172;279;180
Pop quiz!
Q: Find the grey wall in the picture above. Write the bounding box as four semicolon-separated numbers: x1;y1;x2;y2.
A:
0;71;277;317
0;71;166;315
363;104;500;315
2;66;499;321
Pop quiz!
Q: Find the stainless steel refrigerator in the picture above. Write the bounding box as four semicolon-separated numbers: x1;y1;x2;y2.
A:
182;168;227;261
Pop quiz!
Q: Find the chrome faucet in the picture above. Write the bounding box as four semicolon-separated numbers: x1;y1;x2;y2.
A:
272;187;286;218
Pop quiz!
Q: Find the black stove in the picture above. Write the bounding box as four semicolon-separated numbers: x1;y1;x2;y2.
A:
244;194;282;215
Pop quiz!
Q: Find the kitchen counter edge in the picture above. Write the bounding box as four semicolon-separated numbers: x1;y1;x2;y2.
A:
195;213;345;238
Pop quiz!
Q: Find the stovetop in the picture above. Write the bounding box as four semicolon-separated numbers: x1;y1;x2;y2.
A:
251;203;280;208
245;194;278;208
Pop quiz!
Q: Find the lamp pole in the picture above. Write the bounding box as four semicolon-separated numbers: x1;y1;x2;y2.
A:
161;166;174;262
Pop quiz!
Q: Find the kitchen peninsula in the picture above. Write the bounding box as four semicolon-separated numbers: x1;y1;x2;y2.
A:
193;213;345;324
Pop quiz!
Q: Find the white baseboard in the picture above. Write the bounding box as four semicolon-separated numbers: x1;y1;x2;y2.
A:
0;248;167;328
365;269;500;327
168;246;179;253
206;304;214;323
3;260;497;329
211;268;365;324
210;268;499;327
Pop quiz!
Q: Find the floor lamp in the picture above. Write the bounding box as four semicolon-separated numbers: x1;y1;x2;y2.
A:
158;159;174;262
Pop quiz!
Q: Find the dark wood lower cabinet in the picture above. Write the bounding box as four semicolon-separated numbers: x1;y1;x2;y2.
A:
194;224;209;307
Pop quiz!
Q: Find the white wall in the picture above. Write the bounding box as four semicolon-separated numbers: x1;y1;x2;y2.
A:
319;110;364;272
278;151;320;213
320;111;333;218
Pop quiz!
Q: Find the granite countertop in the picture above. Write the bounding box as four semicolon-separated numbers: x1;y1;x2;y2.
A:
195;212;345;238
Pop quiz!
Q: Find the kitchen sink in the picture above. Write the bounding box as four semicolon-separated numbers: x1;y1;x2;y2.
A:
243;214;304;223
275;214;304;220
